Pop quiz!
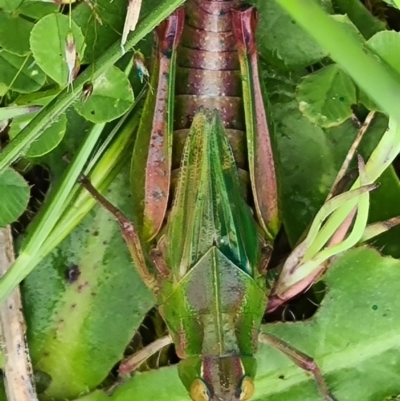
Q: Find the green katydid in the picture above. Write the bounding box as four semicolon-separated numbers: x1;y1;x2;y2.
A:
80;1;383;400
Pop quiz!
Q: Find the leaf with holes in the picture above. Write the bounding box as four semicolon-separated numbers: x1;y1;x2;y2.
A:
30;13;86;87
73;66;134;123
0;168;30;227
297;64;357;128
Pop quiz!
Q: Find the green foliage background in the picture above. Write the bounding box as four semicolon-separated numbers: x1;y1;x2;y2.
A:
1;0;400;400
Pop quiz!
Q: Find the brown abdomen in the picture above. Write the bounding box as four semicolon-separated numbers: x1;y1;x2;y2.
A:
172;0;247;171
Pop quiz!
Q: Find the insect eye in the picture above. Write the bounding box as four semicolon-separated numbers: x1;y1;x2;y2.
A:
239;376;255;401
189;379;211;401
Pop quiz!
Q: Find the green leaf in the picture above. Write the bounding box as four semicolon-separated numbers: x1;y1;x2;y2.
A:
253;0;329;68
367;31;400;75
18;1;59;20
7;93;66;158
297;64;357;128
72;0;162;64
332;0;386;39
0;11;34;56
73;247;400;401
273;0;400;122
0;0;23;12
73;66;134;123
358;88;383;112
30;13;86;87
0;51;46;93
0;0;184;175
72;0;127;64
22;172;154;400
331;14;367;45
0;168;30;227
256;247;400;400
9;113;67;158
13;87;61;106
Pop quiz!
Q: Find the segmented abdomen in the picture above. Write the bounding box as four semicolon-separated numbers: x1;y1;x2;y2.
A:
172;0;247;170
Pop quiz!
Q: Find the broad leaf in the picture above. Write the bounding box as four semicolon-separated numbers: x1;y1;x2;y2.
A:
0;0;23;12
22;172;154;399
0;11;34;56
30;13;86;87
9;113;67;158
332;0;386;39
18;1;58;19
72;0;128;64
0;51;45;94
253;0;329;68
74;66;134;123
367;31;400;75
0;168;30;227
297;64;357;128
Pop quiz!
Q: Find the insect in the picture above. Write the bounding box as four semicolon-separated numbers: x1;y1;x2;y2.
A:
80;1;366;400
65;264;81;283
